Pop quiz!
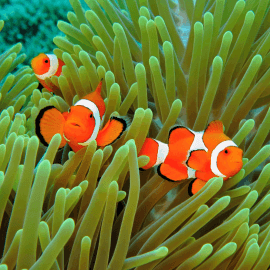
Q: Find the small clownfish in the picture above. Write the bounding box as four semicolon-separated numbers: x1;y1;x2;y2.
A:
31;53;65;92
138;120;243;195
35;80;127;152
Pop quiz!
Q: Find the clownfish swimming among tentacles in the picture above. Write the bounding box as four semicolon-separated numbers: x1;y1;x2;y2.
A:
35;80;127;152
138;120;243;195
31;53;65;92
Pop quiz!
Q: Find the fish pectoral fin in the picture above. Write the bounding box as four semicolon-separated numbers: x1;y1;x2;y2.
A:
168;126;194;144
96;116;127;147
187;150;208;171
188;178;207;196
35;106;66;148
157;163;188;181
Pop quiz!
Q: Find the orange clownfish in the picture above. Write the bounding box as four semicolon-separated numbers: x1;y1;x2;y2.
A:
35;80;127;152
138;120;243;195
31;53;65;92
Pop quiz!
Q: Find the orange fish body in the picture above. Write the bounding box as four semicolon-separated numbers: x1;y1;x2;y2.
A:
35;81;127;152
139;121;243;195
31;53;65;92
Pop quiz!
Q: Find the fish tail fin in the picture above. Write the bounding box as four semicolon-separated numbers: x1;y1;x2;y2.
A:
35;106;67;148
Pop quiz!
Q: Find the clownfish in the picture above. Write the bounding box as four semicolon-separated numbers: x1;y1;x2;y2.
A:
138;120;243;195
31;53;65;92
35;80;127;152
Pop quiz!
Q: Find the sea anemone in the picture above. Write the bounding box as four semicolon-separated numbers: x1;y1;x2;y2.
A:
1;0;270;269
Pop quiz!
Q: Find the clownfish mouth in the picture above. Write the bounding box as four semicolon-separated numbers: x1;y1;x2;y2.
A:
71;123;80;127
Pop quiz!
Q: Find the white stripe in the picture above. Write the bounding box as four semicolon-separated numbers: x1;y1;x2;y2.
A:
153;139;169;166
35;54;59;80
189;131;208;152
211;140;237;177
187;167;196;178
185;130;208;176
186;129;208;174
75;99;101;146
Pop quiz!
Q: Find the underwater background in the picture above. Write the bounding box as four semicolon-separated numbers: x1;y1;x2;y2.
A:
1;0;270;269
0;0;190;66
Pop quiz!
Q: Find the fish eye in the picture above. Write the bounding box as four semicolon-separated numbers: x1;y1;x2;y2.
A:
44;60;49;63
90;114;93;118
224;149;228;154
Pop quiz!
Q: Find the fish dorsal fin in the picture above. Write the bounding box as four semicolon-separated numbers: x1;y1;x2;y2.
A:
205;120;224;134
203;121;229;150
168;126;194;145
81;79;105;118
95;79;103;95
